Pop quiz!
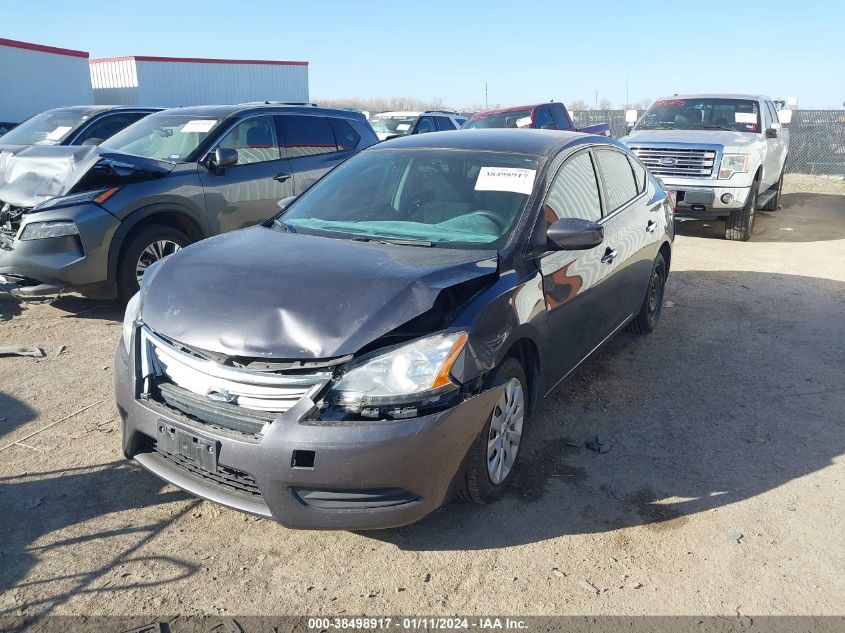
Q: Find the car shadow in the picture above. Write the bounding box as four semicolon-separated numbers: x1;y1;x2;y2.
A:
0;293;123;324
0;460;197;615
0;392;37;442
367;270;845;550
676;192;845;242
0;292;23;322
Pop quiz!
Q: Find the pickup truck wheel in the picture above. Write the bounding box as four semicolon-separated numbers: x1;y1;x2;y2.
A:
117;225;189;301
725;180;758;241
760;169;784;211
626;253;667;335
461;358;528;504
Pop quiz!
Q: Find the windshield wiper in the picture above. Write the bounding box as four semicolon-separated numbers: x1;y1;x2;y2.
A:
699;124;736;131
351;236;432;247
272;219;297;233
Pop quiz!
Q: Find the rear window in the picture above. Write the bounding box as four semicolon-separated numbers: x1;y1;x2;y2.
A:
464;110;532;129
596;149;639;212
329;118;361;151
278;115;337;157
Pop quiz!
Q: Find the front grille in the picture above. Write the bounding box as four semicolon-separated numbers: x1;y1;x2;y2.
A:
139;435;261;497
139;327;332;433
632;146;717;178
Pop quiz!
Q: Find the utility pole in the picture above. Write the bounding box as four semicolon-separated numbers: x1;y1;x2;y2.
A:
595;90;598;109
626;76;629;110
485;82;488;110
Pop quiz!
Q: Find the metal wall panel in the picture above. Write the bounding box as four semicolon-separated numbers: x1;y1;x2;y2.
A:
90;58;140;105
0;44;93;122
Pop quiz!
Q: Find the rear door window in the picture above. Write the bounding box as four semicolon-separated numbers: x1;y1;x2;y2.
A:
435;116;456;131
277;115;337;157
217;116;280;164
596;149;639;212
627;155;647;193
414;116;437;134
544;150;602;223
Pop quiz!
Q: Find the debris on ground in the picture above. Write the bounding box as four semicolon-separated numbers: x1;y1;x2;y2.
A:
0;345;46;358
728;532;745;544
585;435;611;454
55;345;68;356
578;579;600;594
664;300;675;308
551;567;566;578
24;496;44;509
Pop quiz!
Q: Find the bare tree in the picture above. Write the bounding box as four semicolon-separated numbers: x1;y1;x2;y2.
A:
599;98;613;110
568;99;589;111
316;96;453;114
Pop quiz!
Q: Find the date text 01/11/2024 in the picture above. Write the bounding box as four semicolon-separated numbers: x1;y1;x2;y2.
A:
307;617;528;630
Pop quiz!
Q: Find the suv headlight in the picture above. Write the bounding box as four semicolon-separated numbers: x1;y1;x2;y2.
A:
18;220;79;241
31;187;120;212
326;331;468;412
122;291;142;354
719;154;749;179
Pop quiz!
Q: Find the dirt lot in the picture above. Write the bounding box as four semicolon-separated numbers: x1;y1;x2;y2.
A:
1;175;843;618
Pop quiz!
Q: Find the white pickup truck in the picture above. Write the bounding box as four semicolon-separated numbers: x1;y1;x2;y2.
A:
621;94;790;241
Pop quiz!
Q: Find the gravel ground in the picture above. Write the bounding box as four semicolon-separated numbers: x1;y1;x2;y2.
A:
0;175;843;618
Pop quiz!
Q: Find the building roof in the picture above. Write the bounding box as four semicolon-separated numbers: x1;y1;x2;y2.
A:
90;55;307;66
0;37;88;59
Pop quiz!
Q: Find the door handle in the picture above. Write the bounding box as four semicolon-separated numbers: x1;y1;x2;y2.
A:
601;248;617;264
646;220;657;233
273;172;291;183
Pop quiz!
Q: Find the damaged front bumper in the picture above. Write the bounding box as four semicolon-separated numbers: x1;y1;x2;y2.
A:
0;203;120;300
114;339;503;530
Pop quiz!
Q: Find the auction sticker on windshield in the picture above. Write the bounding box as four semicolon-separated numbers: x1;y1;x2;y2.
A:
181;119;217;133
475;167;536;195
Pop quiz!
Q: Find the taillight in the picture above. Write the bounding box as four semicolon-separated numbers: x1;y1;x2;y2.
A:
666;190;677;214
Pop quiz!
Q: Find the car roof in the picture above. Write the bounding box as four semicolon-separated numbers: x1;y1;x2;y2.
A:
470;103;553;118
151;103;367;121
372;111;421;118
659;93;772;102
47;105;162;115
374;128;599;156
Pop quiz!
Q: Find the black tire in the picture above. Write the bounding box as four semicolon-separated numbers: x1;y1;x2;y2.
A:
725;179;758;241
461;358;528;504
760;169;784;211
117;224;189;301
626;253;667;335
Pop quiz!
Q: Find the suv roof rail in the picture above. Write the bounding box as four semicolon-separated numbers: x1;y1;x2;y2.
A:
422;109;460;115
238;101;319;107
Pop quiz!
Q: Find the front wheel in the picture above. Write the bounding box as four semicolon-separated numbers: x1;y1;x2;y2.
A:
461;358;528;504
117;224;189;301
626;253;667;335
725;180;758;241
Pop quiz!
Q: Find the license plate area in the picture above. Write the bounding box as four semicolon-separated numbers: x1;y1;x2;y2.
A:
157;422;218;473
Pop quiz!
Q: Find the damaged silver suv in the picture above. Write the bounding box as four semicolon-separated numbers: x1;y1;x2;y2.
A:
115;129;674;530
0;104;377;300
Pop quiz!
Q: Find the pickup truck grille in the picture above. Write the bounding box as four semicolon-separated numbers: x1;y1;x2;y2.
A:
632;147;717;178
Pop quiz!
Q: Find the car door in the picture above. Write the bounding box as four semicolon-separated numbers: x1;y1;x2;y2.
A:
412;115;437;134
199;115;295;235
764;100;786;182
760;101;780;188
434;116;456;132
593;147;657;322
536;148;617;384
277;114;343;193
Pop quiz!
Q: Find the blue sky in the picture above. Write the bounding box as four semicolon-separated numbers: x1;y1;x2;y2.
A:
7;0;844;108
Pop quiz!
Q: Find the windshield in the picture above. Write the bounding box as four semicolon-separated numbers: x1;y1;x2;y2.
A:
0;110;91;146
100;114;222;161
464;110;532;129
635;98;761;132
368;116;418;135
279;148;541;248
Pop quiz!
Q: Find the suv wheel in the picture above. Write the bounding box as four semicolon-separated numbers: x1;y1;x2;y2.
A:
461;358;528;504
118;225;189;300
725;179;758;241
627;253;667;335
760;169;784;211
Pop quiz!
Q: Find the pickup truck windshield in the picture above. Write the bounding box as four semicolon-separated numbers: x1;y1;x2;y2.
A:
464;110;532;129
280;148;541;248
0;110;90;146
635;98;761;133
100;114;222;162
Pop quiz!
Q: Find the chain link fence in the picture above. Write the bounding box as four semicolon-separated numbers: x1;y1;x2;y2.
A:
570;109;845;176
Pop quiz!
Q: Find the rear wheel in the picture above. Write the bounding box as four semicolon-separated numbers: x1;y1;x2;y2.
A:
117;224;189;301
461;358;528;504
626;253;667;335
725;179;758;241
760;169;784;211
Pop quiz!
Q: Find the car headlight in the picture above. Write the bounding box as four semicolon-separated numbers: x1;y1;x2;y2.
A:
18;220;79;241
326;331;469;413
122;291;142;354
719;154;749;179
31;187;120;212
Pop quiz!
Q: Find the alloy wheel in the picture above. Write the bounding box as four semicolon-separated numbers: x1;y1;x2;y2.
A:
136;240;182;283
487;377;525;485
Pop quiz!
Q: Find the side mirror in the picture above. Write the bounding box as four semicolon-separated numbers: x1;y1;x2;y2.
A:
777;109;793;124
547;218;604;250
205;147;238;173
625;109;639;125
766;124;780;138
277;195;297;211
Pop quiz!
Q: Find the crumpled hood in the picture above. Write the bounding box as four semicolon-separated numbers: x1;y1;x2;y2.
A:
141;227;498;359
621;129;760;152
0;145;174;208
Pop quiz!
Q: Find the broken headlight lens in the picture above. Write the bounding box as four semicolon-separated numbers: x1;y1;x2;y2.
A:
327;331;468;409
718;154;749;179
122;291;141;354
18;220;79;241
